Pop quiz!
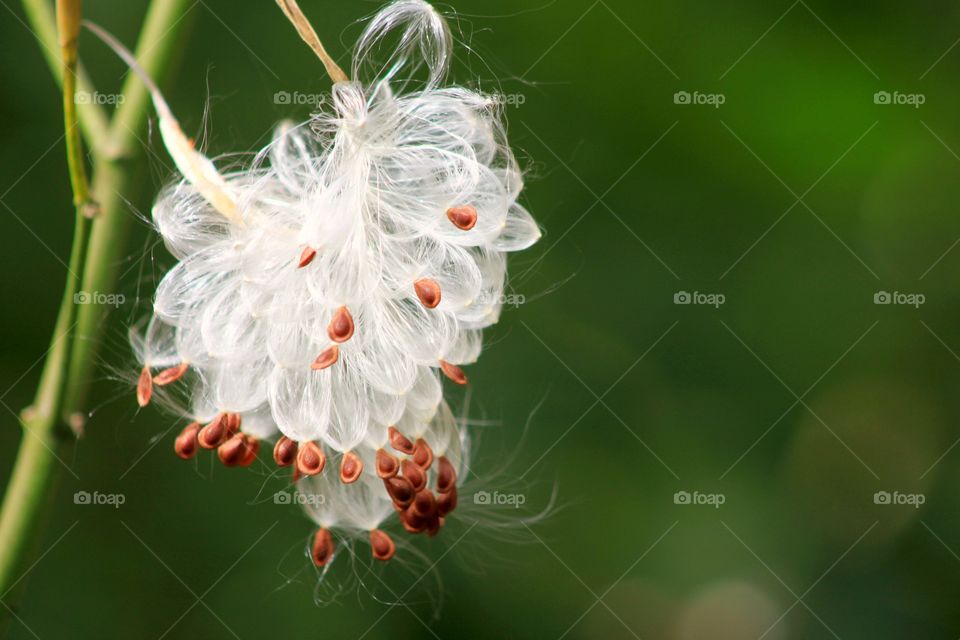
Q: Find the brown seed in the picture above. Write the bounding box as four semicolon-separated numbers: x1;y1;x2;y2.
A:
412;489;437;519
311;528;334;567
401;506;428;534
273;436;298;467
153;362;189;386
446;205;478;231
412;438;433;469
413;278;441;309
339;451;363;484
437;485;458;516
298;246;317;268
376;448;399;478
327;306;354;343
296;441;326;476
174;422;200;460
198;413;228;449
439;360;467;385
369;529;396;561
436;456;457;494
387;426;415;455
240;436;260;467
218;434;247;467
311;345;339;370
225;412;242;436
136;366;152;407
401;459;426;492
384;476;415;508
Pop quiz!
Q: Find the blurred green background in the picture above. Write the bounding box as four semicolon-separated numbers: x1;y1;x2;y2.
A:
4;0;960;637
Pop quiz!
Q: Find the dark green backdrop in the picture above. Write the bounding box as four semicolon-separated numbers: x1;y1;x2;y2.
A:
3;0;960;638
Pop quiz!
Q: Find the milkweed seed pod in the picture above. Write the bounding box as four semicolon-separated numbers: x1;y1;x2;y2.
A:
124;0;539;568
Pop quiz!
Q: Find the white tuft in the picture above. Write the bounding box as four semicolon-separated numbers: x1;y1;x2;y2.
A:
131;0;540;550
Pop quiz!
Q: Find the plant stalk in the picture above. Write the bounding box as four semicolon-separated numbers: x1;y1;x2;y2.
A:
0;0;193;617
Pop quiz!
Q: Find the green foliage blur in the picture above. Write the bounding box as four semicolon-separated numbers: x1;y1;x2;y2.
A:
3;1;960;637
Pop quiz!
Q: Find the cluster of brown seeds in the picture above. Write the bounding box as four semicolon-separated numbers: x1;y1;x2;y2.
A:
136;361;189;408
308;424;459;568
271;435;364;483
381;426;458;537
173;412;261;467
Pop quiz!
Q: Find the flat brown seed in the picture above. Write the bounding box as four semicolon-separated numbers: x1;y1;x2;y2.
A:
401;506;428;533
413;489;437;519
198;414;227;449
153;362;189;386
412;438;433;469
296;441;326;476
174;422;201;460
369;529;396;561
136;366;152;407
413;278;441;309
311;345;339;370
339;451;363;483
376;448;399;478
388;426;415;454
327;306;354;343
298;246;317;268
437;485;458;516
240;437;260;467
439;360;468;385
218;434;247;467
273;436;298;467
225;412;242;436
446;205;478;230
384;476;415;508
311;528;334;567
436;456;457;494
401;459;426;492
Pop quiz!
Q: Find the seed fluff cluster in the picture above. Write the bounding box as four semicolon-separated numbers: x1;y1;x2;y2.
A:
127;0;539;570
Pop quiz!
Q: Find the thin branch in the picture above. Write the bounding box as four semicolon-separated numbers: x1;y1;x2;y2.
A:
275;0;349;83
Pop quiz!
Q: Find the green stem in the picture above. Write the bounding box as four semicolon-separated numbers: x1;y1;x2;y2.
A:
64;0;194;420
0;0;193;616
20;0;109;150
